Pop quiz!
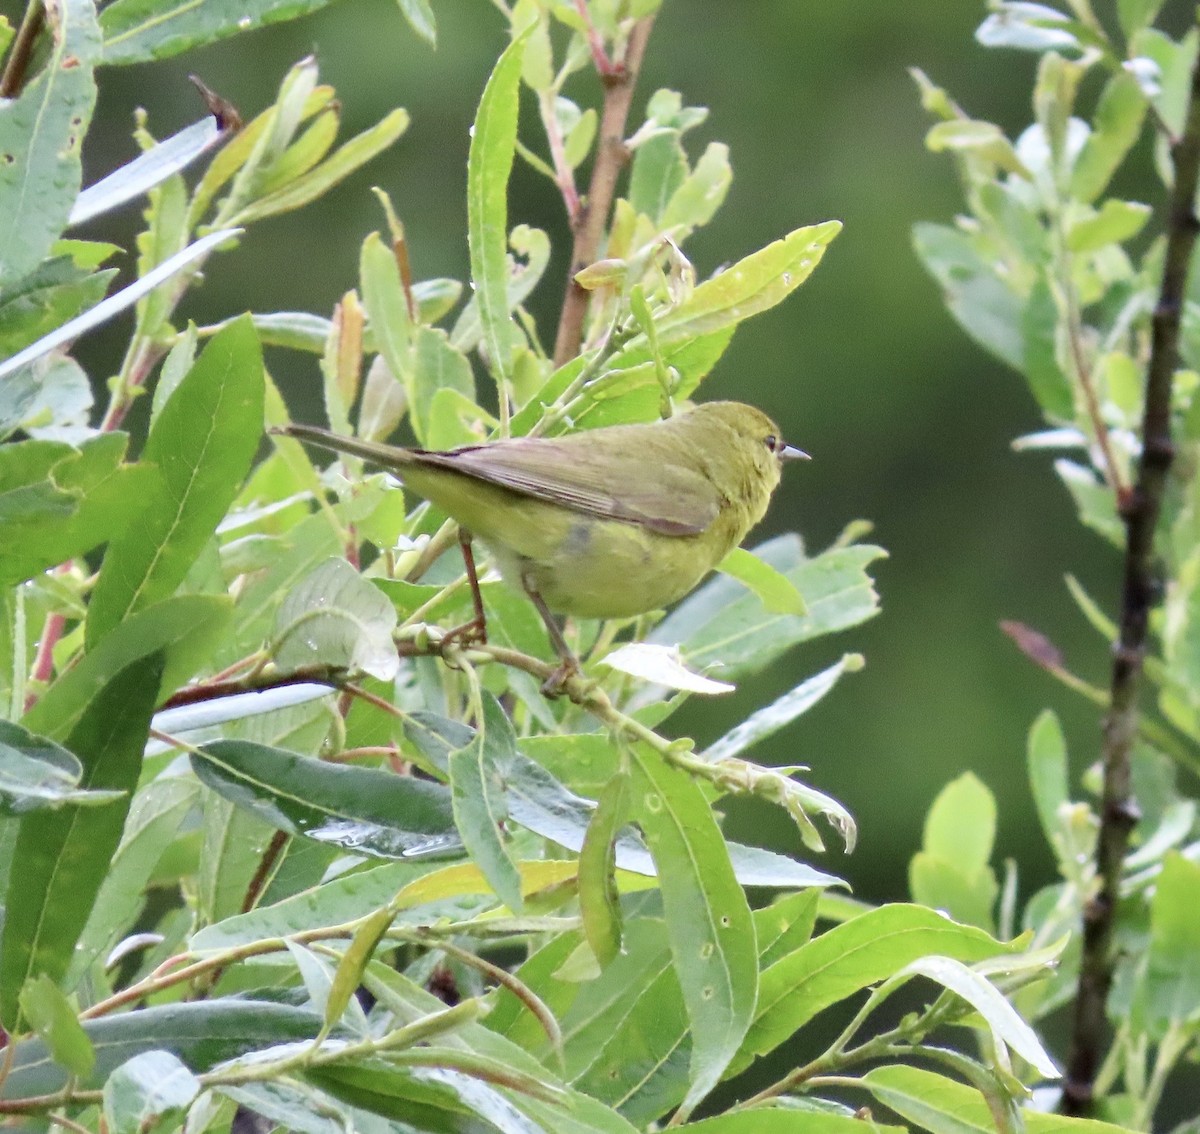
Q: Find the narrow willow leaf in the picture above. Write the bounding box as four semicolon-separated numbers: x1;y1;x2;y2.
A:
578;769;630;967
1;652;163;1028
0;0;99;289
217;1081;350;1134
101;0;341;64
647;222;840;347
703;655;860;763
230;109;409;224
274;557;399;680
23;594;232;742
308;1060;543;1134
70;117;223;226
0;228;241;383
650;535;884;680
449;692;523;912
898;955;1058;1077
684;1113;904;1134
87;316;264;647
326;906;394;1030
69;776;201;983
19;975;95;1079
738;904;1015;1069
360;230;412;406
467;29;529;391
630;743;756;1119
451;225;550;354
863;1066;1125;1134
0;720;124;813
396;0;436;46
602;642;734;694
1070;70;1147;203
2;1001;326;1098
191;738;461;860
717;547;807;615
103;1050;200;1134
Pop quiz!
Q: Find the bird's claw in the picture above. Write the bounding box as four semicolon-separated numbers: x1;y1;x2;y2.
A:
442;617;488;650
540;658;582;698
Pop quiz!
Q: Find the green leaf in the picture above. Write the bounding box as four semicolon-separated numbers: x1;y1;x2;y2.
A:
1056;458;1122;544
1022;276;1074;421
0;256;113;364
661;141;732;232
630;743;756;1118
408;327;477;445
1141;852;1200;1036
1;652;163;1028
864;1066;1130;1134
18;974;95;1079
630;133;688;226
738;904;1015;1067
449;692;523;913
651;535;884;679
717;547;807;615
925;120;1029;177
0;720;124;813
899;954;1058;1077
703;656;861;763
395;0;436;46
684;1114;903;1134
578;769;630;967
467;28;530;389
230;109;409;224
103;1050;200;1134
2;1000;327;1098
1118;0;1167;42
0;0;100;289
1070;71;1147;203
0;433;163;589
100;0;342;64
274;557;399;680
68;776;202;984
191;738;461;860
360;229;412;398
921;772;997;868
217;1082;350;1134
189;859;445;952
1027;709;1069;846
976;3;1080;53
913;222;1024;370
1066;199;1152;252
648;222;840;347
70;117;223;226
0;228;242;384
23;594;232;741
307;1058;547;1133
87;317;264;647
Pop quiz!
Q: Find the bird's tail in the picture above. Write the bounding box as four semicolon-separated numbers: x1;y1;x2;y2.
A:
271;423;415;470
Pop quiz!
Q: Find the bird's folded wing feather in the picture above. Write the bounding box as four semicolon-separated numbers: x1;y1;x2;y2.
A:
415;438;721;536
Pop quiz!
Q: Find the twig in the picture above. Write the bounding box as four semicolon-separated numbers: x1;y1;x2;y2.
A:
0;0;44;98
551;15;655;366
539;91;582;226
1063;28;1200;1117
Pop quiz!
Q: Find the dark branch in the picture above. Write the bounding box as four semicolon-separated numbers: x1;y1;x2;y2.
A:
1063;24;1200;1116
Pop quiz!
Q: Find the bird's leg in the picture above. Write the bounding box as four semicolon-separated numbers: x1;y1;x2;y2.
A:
521;571;582;697
442;530;488;647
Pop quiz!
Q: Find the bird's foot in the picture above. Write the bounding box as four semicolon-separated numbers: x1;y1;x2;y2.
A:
442;616;488;650
540;657;582;698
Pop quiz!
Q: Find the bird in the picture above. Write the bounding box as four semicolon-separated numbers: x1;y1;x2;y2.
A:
274;401;807;691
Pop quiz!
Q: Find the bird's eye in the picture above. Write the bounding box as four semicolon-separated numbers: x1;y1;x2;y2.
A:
764;434;778;451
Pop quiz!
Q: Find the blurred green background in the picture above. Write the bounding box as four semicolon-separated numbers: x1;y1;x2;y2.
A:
62;1;1125;907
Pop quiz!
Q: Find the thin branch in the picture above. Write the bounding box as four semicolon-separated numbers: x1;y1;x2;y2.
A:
552;15;655;367
1063;25;1200;1117
0;0;45;98
539;90;583;225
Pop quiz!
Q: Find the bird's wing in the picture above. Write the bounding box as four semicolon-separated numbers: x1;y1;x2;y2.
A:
415;437;721;536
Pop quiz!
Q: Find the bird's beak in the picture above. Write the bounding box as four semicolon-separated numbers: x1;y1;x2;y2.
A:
779;443;810;461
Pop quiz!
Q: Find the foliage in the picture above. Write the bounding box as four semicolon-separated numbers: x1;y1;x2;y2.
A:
914;1;1200;1127
0;0;1170;1132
